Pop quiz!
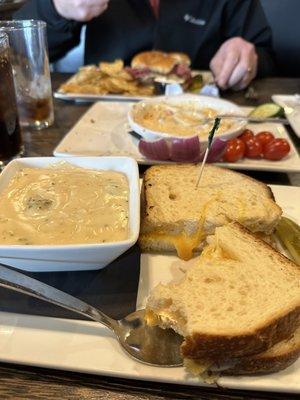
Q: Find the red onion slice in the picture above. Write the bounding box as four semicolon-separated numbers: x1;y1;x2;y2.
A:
138;135;217;163
207;138;228;163
170;136;202;162
138;138;170;161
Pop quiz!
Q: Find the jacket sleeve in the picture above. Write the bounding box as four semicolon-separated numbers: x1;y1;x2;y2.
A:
223;0;277;77
14;0;83;62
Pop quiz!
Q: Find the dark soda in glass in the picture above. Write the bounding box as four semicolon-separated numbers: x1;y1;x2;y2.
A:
0;34;22;163
18;96;52;124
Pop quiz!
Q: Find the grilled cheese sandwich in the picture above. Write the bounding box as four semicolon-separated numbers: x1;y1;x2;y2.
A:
146;223;300;376
139;164;282;259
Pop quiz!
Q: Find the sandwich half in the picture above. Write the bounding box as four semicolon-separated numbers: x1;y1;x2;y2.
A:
139;164;282;260
146;223;300;376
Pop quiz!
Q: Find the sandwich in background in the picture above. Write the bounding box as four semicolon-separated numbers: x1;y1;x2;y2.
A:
146;222;300;377
129;50;204;92
58;50;202;96
139;164;282;260
129;50;192;85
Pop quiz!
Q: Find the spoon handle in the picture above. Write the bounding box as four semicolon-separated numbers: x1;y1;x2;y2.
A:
0;263;117;331
215;115;289;125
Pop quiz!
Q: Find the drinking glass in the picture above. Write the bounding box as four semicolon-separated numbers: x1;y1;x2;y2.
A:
0;32;23;168
0;20;54;130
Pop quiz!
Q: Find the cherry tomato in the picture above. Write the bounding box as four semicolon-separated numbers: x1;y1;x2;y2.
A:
263;138;291;161
224;138;246;163
239;129;254;143
255;131;275;147
244;138;263;158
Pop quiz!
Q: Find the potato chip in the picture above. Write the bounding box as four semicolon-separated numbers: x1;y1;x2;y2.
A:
60;82;108;95
117;69;134;81
68;66;101;84
58;59;155;96
99;59;124;76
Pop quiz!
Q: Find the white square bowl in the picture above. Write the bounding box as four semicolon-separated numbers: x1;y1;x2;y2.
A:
0;157;140;272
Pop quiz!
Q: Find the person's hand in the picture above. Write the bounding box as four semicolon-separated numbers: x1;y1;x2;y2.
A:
53;0;110;22
210;37;258;91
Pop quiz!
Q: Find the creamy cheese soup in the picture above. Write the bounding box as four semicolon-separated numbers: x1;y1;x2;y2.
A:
0;165;129;245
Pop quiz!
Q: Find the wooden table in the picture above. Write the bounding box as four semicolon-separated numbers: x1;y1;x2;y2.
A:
1;73;300;400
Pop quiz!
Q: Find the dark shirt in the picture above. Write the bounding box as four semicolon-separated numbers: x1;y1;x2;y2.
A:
15;0;276;77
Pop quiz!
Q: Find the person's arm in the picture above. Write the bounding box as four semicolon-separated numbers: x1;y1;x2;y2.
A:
222;0;276;77
14;0;83;62
14;0;109;62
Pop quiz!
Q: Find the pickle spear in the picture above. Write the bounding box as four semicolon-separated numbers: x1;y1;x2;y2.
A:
275;217;300;265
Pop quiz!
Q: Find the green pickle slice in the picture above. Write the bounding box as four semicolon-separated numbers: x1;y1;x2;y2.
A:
275;217;300;265
188;74;203;93
249;103;285;118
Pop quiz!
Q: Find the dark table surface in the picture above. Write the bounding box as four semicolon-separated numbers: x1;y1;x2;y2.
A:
1;73;300;400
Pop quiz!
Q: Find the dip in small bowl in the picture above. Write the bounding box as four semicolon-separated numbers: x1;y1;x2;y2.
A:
128;94;247;144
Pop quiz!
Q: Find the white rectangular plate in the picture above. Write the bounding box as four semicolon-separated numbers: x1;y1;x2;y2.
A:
54;71;213;103
54;92;147;103
0;185;299;394
272;94;300;139
54;101;300;173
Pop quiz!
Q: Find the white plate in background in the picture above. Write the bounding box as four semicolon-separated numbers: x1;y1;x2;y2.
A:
0;184;299;394
54;92;147;103
54;71;213;103
54;101;300;173
272;94;300;138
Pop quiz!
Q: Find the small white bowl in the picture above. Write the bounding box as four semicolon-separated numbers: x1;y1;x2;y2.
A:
0;157;140;272
128;94;247;144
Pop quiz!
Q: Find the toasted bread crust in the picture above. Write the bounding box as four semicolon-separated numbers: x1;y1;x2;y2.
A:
225;327;300;374
188;330;300;375
182;306;300;360
224;347;300;375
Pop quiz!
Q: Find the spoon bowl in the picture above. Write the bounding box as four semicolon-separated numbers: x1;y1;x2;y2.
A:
0;263;183;367
118;309;183;366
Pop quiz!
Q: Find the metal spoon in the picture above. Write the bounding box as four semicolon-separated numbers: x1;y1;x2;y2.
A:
202;114;289;125
0;263;183;367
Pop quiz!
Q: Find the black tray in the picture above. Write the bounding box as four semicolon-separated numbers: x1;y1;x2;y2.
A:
0;245;140;321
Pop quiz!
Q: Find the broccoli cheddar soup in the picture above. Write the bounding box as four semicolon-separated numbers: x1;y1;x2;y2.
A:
0;165;129;245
